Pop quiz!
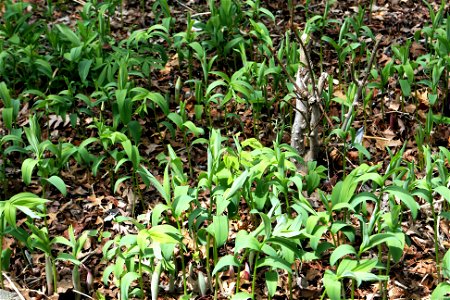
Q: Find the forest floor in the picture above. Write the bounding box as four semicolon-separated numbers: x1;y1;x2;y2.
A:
3;0;450;299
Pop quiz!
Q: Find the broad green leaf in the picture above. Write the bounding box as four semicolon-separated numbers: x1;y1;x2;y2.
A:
114;176;130;194
0;82;11;107
116;89;131;125
183;121;204;137
56;24;81;45
52;236;73;248
45;176;67;196
56;253;81;265
148;224;180;244
148;92;169;116
432;283;450;300
330;244;356;266
2;107;13;130
336;259;358;276
265;270;278;297
137;166;170;204
14;205;41;220
355;172;383;186
212;254;240;276
127;120;142;145
241;138;263;149
118;234;138;247
323;270;341;300
223;170;250;201
443;248;450;279
350;192;379;208
9;192;48;205
255;211;272;239
4;202;16;228
256;257;292;274
122;139;140;169
234;230;260;253
189;42;205;58
399;79;411;96
331;202;355;212
361;233;398;254
102;265;115;286
386;231;405;263
351;258;378;273
35;59;52;78
435;186;450;203
168;112;183;128
137;230;150;253
231;292;253;300
206;80;227;96
173;186;194;218
384;186;419;219
206;216;228;248
21;158;38;185
78;59;92;82
120;272;140;300
266;237;300;255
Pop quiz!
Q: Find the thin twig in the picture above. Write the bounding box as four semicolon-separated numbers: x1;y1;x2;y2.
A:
71;0;87;5
191;12;211;18
291;25;318;100
73;289;94;300
2;272;25;300
290;27;335;129
265;48;310;118
175;0;195;13
341;37;381;131
267;47;334;128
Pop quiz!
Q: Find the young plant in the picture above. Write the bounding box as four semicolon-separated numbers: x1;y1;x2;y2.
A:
54;225;91;300
0;193;48;289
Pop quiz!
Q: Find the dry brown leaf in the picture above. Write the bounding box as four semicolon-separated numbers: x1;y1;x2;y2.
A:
376;138;402;150
416;89;429;106
411;42;427;58
333;89;346;101
389;97;400;111
160;53;179;75
404;103;417;114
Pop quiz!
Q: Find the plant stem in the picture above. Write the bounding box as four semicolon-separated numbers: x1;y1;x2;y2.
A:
138;257;144;298
431;203;441;281
177;221;188;295
251;253;260;297
214;240;219;300
0;217;4;289
351;279;355;300
206;234;212;296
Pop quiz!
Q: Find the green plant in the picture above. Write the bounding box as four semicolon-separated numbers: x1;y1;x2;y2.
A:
103;220;182;300
138;145;194;296
0;193;48;289
54;225;92;300
165;103;205;176
323;258;388;300
197;0;245;65
21;115;72;197
26;221;57;295
392;41;417;100
432;248;450;299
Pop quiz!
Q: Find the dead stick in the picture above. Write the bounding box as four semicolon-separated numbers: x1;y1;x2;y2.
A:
341;37;381;131
2;272;25;300
291;25;318;100
267;46;334;129
291;27;334;128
